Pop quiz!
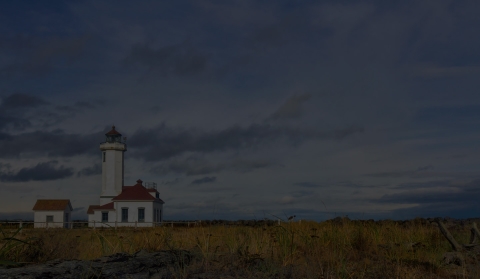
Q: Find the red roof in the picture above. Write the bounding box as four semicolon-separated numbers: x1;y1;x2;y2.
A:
33;199;72;211
106;125;121;135
124;185;157;193
87;202;114;214
112;179;155;201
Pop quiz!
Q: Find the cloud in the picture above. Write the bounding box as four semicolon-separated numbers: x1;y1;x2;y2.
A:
0;130;102;159
415;105;480;124
366;165;434;178
280;196;295;205
77;163;101;177
191;176;217;185
0;160;74;182
123;42;208;77
151;157;272;176
268;93;311;121
161;178;180;185
294;182;321;188
1;93;48;109
0;35;89;76
131;122;364;161
0;93;100;132
392;180;451;190
0;93;49;131
289;190;315;198
412;64;480;79
372;179;480;209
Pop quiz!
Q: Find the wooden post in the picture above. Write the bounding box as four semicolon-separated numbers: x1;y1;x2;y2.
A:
93;220;96;230
115;220;117;230
135;221;138;230
435;218;463;251
46;221;48;230
470;222;480;244
19;221;23;229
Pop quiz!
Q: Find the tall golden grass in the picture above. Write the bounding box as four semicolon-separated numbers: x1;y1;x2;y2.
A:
1;219;478;278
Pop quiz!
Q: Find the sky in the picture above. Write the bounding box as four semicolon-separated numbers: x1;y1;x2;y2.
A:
1;0;480;221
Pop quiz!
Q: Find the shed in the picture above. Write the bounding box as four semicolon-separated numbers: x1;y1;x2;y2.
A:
32;199;73;228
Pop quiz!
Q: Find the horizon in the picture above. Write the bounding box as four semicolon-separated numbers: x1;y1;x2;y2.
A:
1;1;480;221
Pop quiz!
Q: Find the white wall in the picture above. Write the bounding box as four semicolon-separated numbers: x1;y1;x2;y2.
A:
34;209;71;228
100;142;126;205
115;201;154;227
88;210;116;228
153;201;164;223
87;201;164;227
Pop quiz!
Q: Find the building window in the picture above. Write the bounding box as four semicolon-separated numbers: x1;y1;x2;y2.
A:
138;208;145;222
102;212;108;222
121;208;128;222
46;215;54;223
156;193;159;199
103;152;106;162
159;210;162;222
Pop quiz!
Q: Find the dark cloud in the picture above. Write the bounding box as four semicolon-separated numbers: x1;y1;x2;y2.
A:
392;180;451;190
0;93;99;132
0;35;89;76
77;163;101;177
373;179;480;205
0;130;102;158
370;179;480;219
191;176;217;185
161;178;180;185
289;190;315;198
151;157;272;176
415;105;480;124
336;181;382;188
366;165;434;178
131;122;364;161
0;93;49;131
0;160;74;182
1;93;48;109
74;102;94;109
124;42;208;77
295;182;321;188
268;94;311;121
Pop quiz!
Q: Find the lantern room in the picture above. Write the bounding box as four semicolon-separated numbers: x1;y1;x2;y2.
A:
105;126;122;143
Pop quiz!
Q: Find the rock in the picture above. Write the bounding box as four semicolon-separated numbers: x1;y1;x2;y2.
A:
443;252;465;266
0;249;193;279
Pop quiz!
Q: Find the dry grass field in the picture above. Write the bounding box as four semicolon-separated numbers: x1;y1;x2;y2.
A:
1;218;479;278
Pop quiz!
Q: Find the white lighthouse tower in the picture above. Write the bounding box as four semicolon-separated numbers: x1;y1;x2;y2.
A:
99;126;127;205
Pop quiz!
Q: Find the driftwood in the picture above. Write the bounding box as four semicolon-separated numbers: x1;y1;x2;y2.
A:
434;218;480;266
434;218;480;251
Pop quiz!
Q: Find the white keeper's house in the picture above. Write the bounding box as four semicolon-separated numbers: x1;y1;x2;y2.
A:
87;126;164;227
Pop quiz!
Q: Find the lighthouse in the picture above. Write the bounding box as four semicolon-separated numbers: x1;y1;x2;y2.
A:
99;126;126;205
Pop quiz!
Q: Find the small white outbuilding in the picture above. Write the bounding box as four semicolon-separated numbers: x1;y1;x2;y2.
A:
32;199;73;228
